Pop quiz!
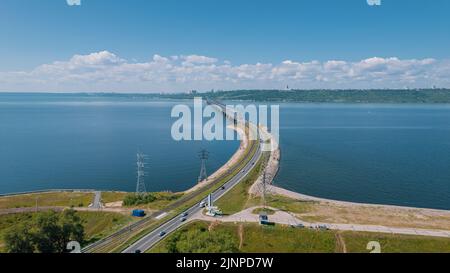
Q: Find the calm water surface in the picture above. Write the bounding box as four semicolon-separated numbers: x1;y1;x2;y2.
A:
0;94;239;194
1;94;450;210
275;103;450;210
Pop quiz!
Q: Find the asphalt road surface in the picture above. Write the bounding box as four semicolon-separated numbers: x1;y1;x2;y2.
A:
123;141;262;253
91;191;102;209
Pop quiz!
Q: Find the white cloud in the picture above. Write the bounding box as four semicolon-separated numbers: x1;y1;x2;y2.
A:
0;51;449;92
181;55;218;65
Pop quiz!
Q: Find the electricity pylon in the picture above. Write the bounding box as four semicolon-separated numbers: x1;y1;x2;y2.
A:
136;152;147;195
198;149;209;182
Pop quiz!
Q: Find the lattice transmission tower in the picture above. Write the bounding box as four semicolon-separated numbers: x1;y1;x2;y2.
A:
198;149;209;183
257;169;274;208
136;152;147;195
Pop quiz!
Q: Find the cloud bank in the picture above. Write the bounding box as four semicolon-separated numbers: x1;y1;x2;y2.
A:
1;51;449;92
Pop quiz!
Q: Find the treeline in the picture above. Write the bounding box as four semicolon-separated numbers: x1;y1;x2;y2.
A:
165;226;239;253
3;209;84;253
123;192;182;206
196;89;450;103
87;89;450;103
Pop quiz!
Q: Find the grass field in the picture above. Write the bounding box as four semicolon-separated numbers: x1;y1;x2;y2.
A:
77;211;135;244
247;195;315;214
150;221;450;253
252;208;276;215
126;192;184;211
341;231;450;253
0;191;183;212
0;210;134;252
151;221;335;253
101;192;128;204
0;192;94;209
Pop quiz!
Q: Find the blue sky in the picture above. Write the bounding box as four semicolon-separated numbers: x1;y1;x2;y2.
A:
1;0;450;92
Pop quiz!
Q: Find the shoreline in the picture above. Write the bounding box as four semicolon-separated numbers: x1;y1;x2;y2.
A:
251;125;450;214
271;185;450;214
183;124;248;194
1;125;449;214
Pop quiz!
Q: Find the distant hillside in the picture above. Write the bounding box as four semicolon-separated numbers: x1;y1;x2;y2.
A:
157;89;450;103
81;89;450;103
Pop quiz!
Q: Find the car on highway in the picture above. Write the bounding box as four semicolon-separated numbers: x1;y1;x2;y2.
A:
181;212;188;217
199;201;206;208
318;225;330;231
159;231;166;237
221;186;226;190
180;217;187;222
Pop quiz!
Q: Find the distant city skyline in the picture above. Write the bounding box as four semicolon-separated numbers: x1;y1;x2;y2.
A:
1;0;449;92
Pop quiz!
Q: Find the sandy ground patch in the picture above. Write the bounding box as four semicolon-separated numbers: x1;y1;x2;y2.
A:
105;201;123;208
296;201;450;231
246;126;450;232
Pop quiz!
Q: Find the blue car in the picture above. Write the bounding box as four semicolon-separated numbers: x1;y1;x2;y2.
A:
159;231;166;237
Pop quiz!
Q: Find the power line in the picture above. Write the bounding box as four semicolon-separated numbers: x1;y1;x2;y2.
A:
257;167;274;208
198;149;209;183
136;152;147;195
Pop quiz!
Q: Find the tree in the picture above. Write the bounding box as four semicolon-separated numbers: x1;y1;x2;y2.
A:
4;224;35;253
168;229;239;253
33;211;62;253
123;193;157;206
3;209;85;253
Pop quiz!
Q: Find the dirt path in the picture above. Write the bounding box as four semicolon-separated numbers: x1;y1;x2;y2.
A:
238;224;244;250
193;206;450;238
0;206;64;215
335;232;347;253
0;206;131;216
208;221;220;232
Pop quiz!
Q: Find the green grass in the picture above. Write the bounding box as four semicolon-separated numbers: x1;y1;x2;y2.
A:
215;153;268;215
149;221;450;253
150;221;239;253
342;232;450;253
150;221;336;253
124;192;184;210
101;192;128;204
77;211;135;244
247;195;315;214
240;224;335;253
0;192;94;209
0;213;33;252
252;208;275;215
0;211;134;252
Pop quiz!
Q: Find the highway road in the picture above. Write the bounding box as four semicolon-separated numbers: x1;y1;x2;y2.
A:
123;140;263;253
82;136;259;253
91;191;102;209
81;100;263;253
